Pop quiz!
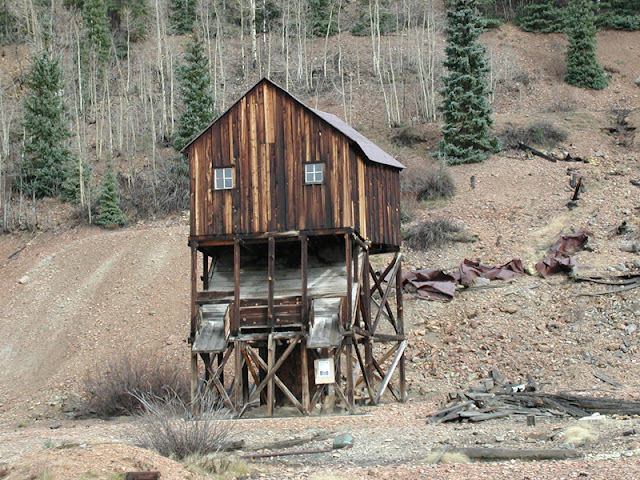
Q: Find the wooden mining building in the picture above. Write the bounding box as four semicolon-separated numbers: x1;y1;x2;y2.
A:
183;77;407;416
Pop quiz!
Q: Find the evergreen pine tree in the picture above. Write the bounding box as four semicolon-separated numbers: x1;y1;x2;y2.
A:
308;0;338;37
84;0;112;64
20;49;76;198
173;35;217;151
169;0;196;35
517;0;563;33
597;0;640;30
95;159;126;227
565;0;608;90
438;0;499;165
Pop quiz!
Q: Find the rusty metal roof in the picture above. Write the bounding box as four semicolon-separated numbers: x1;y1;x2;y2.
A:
310;107;405;169
182;77;405;170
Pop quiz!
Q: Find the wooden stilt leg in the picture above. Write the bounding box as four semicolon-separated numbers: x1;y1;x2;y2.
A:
190;353;199;404
234;341;244;409
267;334;275;416
301;339;310;414
346;340;354;413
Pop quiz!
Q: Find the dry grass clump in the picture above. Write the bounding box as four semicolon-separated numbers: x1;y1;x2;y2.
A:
563;423;597;446
83;352;190;417
183;453;249;479
401;161;456;202
499;120;568;149
403;218;462;250
133;390;234;460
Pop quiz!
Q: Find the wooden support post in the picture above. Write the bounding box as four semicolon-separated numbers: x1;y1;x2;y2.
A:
268;237;275;327
345;234;352;329
190;243;198;340
190;353;199;404
190;242;199;403
235;340;244;408
267;334;275;417
233;240;241;334
301;338;310;414
202;253;209;290
345;339;354;412
363;250;373;383
395;253;406;402
217;352;224;385
301;234;308;326
374;340;408;404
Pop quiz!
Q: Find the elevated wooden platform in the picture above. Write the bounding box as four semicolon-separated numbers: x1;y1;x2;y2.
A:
189;232;406;417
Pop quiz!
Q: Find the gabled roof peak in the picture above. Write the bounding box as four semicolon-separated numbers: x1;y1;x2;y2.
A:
182;77;404;170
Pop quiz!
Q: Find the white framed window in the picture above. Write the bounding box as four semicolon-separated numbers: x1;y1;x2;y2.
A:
214;167;234;190
304;163;324;184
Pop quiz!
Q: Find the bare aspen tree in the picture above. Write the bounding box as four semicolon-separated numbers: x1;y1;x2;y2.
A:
154;0;169;139
369;0;381;76
0;76;16;227
250;0;258;70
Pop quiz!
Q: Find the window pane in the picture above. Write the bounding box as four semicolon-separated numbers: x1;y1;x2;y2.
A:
214;168;233;189
305;163;323;184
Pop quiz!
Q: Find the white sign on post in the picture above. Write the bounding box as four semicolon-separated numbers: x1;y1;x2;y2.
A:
314;358;335;384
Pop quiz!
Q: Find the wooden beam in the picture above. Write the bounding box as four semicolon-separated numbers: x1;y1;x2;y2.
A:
234;340;244;408
203;253;209;290
353;340;376;404
268;237;275;328
233;240;241;334
372;253;402;334
267;334;275;416
368;264;396;328
190;353;198;406
395;254;406;402
190;243;198;339
248;333;303;404
345;234;352;329
374;340;408;404
245;345;305;414
346;340;354;412
301;234;308;326
241;346;268;405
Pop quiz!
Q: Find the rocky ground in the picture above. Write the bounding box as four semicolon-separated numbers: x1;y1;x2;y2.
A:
1;21;640;480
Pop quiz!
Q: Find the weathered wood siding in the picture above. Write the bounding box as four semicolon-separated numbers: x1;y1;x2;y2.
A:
187;80;400;248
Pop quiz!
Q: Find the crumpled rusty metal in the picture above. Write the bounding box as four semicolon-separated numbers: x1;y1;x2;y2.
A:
535;231;588;277
403;269;457;301
403;259;524;301
452;259;524;286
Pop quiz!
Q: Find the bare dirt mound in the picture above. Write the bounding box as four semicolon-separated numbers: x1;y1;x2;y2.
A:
0;223;191;418
1;443;206;480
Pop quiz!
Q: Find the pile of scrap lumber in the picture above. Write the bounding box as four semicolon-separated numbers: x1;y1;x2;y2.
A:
428;370;640;424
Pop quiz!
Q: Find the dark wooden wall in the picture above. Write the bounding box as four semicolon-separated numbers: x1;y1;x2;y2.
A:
187;80;400;248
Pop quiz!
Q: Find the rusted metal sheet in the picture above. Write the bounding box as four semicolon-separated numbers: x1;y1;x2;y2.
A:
535;231;588;277
403;259;525;301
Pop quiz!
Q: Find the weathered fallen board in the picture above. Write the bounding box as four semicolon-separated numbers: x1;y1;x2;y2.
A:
457;447;580;461
429;373;640;423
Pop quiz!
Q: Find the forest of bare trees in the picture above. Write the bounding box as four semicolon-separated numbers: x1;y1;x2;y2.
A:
0;0;449;231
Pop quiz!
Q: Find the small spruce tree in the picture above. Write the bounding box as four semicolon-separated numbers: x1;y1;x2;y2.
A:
84;0;112;65
173;34;217;151
565;0;608;90
308;0;338;37
169;0;196;35
21;48;76;198
517;0;563;33
438;0;499;165
95;159;126;227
